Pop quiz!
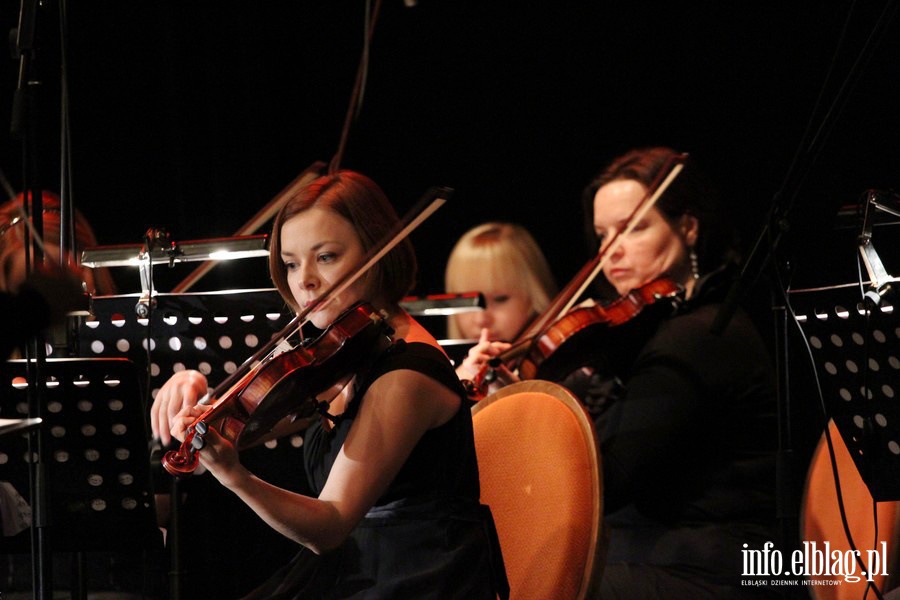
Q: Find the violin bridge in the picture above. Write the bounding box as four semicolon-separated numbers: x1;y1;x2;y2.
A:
271;338;294;357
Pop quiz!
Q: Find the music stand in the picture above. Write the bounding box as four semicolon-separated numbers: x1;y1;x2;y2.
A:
78;289;486;397
789;285;899;501
0;358;160;554
77;289;311;599
77;289;295;400
0;359;163;599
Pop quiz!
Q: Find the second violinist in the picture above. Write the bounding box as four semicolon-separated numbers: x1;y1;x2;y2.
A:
150;171;508;599
575;147;778;599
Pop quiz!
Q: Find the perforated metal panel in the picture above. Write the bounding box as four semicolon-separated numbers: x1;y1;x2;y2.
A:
790;286;899;501
0;358;160;553
76;289;309;492
78;289;294;396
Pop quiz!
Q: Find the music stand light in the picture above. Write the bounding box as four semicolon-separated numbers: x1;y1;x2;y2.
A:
81;235;269;268
82;234;270;318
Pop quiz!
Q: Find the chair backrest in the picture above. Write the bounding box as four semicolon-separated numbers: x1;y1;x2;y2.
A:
472;380;604;600
801;419;900;599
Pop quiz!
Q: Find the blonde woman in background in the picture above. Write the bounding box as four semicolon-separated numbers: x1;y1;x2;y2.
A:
444;222;557;382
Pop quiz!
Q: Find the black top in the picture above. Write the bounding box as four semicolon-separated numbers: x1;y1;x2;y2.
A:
304;341;480;505
244;341;508;600
575;271;778;587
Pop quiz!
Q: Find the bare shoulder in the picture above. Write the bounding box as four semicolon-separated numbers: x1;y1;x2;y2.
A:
362;314;461;431
364;367;460;430
352;310;459;429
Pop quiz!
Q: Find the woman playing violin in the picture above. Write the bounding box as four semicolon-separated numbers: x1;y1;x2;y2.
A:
579;147;778;599
150;171;507;599
444;222;557;382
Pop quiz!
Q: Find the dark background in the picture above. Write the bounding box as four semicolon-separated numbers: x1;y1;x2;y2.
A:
2;1;898;299
1;3;897;596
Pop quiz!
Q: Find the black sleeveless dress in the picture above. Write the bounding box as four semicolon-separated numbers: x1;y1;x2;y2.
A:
242;341;508;600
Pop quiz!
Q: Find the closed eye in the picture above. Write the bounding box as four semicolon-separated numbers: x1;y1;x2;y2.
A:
629;219;649;233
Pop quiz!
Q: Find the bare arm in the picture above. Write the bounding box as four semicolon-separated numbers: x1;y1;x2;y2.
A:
173;367;460;554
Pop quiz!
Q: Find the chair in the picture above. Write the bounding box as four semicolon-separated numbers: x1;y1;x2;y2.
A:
471;380;604;600
801;419;900;599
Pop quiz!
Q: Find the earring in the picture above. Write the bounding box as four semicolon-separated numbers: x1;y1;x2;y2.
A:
689;249;700;280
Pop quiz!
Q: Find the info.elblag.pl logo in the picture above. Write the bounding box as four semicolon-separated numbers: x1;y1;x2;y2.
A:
742;541;890;586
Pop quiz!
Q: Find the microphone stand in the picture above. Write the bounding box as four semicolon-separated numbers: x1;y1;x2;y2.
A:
11;1;54;598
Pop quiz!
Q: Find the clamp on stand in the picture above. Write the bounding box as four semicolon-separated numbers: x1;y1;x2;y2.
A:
857;190;899;309
136;228;176;318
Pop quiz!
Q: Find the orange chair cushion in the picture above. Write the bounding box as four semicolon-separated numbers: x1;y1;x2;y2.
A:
474;391;597;600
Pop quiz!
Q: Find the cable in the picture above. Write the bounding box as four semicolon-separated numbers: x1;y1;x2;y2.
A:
328;0;383;174
58;0;76;271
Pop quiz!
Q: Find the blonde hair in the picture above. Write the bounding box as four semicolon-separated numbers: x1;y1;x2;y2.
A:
0;192;116;295
444;222;556;339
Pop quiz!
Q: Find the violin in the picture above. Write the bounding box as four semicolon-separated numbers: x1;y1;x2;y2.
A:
515;278;683;382
471;278;684;396
162;302;392;477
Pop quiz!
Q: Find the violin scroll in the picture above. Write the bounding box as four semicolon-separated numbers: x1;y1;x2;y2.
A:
162;404;236;478
161;428;202;478
466;358;521;402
